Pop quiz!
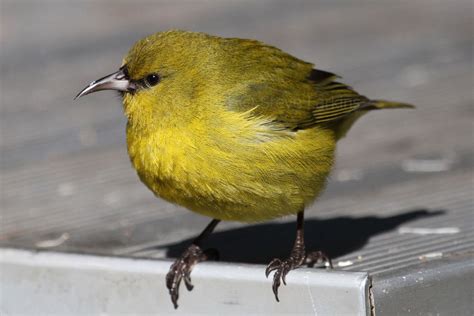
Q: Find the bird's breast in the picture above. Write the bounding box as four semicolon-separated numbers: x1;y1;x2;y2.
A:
125;112;337;221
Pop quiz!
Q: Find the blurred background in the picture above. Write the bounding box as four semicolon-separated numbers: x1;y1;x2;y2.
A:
1;0;472;269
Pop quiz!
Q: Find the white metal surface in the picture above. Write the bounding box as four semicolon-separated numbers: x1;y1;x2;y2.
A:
0;248;370;315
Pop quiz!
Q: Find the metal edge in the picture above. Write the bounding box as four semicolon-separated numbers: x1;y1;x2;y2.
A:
1;247;370;315
371;253;474;315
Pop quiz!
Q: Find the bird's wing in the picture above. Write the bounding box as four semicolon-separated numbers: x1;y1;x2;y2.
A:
221;39;413;132
305;69;369;126
224;62;369;131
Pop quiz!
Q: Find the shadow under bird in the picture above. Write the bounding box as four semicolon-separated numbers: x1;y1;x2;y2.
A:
76;30;413;309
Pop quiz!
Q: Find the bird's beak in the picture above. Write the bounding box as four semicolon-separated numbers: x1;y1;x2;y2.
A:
75;67;136;99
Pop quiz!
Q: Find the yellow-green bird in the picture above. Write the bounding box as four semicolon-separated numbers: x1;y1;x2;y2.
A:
76;29;413;308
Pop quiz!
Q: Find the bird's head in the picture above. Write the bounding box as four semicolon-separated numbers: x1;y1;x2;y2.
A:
76;30;225;130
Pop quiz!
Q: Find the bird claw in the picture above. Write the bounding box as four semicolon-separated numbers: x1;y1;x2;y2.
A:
166;244;218;309
265;250;332;302
265;258;282;277
183;272;194;291
266;257;300;302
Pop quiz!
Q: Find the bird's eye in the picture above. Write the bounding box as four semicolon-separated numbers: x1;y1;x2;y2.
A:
144;74;160;87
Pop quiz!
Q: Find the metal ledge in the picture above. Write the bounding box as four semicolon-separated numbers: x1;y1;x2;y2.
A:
0;248;370;315
373;254;474;315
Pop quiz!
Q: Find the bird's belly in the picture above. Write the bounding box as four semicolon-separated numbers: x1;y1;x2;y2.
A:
127;127;336;222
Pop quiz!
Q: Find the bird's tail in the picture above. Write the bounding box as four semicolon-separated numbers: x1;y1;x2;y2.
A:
334;99;415;140
362;99;415;111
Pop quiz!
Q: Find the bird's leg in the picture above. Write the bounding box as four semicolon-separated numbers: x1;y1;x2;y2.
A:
265;211;332;302
166;219;220;309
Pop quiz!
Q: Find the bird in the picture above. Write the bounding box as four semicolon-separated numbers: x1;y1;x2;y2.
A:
76;29;413;309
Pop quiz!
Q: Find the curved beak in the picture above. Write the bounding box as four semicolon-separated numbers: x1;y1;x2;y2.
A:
75;67;135;99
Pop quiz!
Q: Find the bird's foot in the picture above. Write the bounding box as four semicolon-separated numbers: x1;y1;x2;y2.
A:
265;249;332;302
166;244;219;309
